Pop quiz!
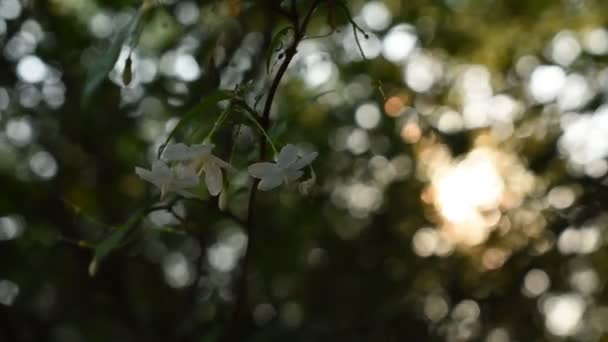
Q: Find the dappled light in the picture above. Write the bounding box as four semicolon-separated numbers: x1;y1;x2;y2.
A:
542;293;586;337
0;279;19;306
420;142;536;249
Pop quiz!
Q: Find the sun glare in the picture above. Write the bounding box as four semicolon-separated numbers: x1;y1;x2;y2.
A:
419;137;536;248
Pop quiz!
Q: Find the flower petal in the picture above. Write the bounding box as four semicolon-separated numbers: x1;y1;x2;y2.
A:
277;144;299;168
258;175;283;191
248;162;281;179
290;151;318;170
205;164;223;196
135;166;155;184
176;189;200;199
161;143;190;161
211;155;236;172
137;160;173;189
151;160;173;179
173;164;199;189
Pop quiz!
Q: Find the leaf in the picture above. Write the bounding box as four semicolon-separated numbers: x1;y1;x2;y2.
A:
269;120;288;140
81;3;152;107
88;226;129;276
158;89;233;159
266;26;293;72
88;214;141;276
236;105;278;155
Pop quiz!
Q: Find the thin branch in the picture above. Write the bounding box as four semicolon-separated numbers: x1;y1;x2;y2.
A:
338;1;369;61
232;99;261;124
56;235;95;249
224;0;324;340
233;100;279;155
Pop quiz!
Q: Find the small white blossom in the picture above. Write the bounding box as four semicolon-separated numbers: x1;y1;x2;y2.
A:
197;154;234;196
162;143;233;196
135;160;199;198
248;144;318;191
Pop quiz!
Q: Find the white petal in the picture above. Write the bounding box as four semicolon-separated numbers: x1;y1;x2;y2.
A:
248;162;282;179
151;160;173;180
176;189;200;198
138;161;172;188
258;175;283;191
173;169;199;189
137;166;168;191
161;143;190;161
174;163;197;179
135;167;155;183
210;155;236;172
277;144;299;168
205;164;223;196
290;151;318;170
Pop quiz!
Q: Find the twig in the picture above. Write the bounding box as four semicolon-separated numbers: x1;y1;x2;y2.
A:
338;1;369;61
56;235;95;249
232;99;261;125
223;0;324;340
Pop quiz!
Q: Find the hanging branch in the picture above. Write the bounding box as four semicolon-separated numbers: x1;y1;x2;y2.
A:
338;1;369;62
222;0;324;340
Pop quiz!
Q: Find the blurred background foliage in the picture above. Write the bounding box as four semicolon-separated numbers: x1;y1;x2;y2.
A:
2;0;608;341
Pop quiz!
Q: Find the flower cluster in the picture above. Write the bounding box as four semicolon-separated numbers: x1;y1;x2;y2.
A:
135;143;317;199
135;143;233;198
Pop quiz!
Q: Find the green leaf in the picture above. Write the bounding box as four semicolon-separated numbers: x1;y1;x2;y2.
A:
81;3;152;107
266;26;293;73
158;89;233;158
88;214;141;276
269;120;288;140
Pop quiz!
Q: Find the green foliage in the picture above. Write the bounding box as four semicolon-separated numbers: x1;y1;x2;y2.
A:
158;89;233;158
88;212;141;276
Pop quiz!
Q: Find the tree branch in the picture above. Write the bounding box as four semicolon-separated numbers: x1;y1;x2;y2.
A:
223;0;323;340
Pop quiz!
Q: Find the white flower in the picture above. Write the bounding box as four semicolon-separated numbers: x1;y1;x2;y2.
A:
135;160;199;198
162;143;233;196
248;144;318;191
197;153;234;196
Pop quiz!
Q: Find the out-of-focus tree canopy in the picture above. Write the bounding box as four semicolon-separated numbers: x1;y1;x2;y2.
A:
2;0;608;341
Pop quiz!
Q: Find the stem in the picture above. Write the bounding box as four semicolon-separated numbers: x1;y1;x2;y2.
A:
204;106;230;143
233;100;279;155
223;1;323;340
338;1;369;61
